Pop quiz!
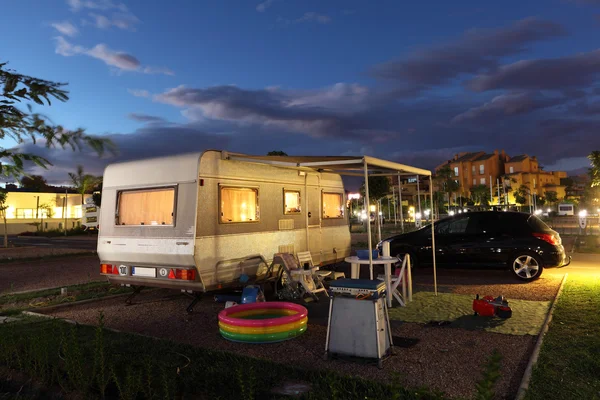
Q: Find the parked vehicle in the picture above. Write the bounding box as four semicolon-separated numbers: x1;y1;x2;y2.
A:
97;150;351;294
376;211;571;281
557;203;574;216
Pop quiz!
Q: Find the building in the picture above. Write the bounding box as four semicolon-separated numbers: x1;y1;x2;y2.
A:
0;191;91;234
502;155;567;205
435;150;510;198
435;150;567;207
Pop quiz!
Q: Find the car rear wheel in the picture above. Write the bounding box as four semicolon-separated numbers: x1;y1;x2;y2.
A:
509;252;543;281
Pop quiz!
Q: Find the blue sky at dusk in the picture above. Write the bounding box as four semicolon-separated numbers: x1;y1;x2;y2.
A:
2;0;600;184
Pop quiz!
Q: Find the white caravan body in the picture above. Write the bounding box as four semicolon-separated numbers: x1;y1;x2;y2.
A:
97;150;351;292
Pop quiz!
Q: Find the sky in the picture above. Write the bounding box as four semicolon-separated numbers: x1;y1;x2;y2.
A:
2;0;600;186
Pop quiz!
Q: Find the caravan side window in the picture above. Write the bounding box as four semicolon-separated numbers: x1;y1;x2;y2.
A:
322;192;344;219
116;187;176;226
283;190;301;214
220;186;259;223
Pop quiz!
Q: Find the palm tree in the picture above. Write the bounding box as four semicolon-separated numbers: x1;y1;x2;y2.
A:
588;151;600;187
514;185;530;211
69;165;100;205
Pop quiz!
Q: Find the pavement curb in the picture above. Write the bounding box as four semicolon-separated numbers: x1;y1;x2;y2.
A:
21;291;136;314
515;272;569;400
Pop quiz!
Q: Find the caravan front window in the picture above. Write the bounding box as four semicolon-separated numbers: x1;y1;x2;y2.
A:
322;192;344;219
220;186;259;223
116;187;175;226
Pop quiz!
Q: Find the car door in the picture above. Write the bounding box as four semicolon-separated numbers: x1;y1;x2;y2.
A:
458;213;516;266
430;214;473;266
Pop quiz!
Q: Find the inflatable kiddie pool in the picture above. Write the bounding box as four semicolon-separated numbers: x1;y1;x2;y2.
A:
218;302;308;343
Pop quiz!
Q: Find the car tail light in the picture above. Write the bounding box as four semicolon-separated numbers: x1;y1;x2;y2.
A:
100;263;113;274
167;268;196;281
533;233;558;246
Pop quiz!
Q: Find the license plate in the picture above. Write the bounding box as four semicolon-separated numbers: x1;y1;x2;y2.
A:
86;216;97;223
132;267;156;277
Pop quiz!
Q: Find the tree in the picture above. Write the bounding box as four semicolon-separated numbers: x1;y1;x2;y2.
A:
514;185;529;210
69;165;100;204
434;165;460;208
0;190;7;247
1;62;115;179
470;185;490;209
588;151;600;188
267;151;288;156
545;191;558;206
20;175;48;192
359;176;391;204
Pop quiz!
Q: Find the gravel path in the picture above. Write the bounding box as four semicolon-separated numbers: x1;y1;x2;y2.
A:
47;289;534;399
0;254;103;294
0;247;92;261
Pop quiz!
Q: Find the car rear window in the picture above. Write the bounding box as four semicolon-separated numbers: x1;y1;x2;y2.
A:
527;215;551;232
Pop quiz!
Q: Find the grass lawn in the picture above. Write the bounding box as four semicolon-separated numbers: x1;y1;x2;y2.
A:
387;292;550;336
0;316;448;400
525;275;600;400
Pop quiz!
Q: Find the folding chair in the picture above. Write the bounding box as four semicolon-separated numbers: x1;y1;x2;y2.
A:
296;251;345;281
272;253;327;302
377;253;413;307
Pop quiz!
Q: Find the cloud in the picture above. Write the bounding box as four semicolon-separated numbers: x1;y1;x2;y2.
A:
54;36;85;56
371;17;566;87
452;92;569;123
127;113;166;123
87;43;140;71
467;49;600;91
53;37;173;75
296;12;331;24
67;0;128;12
256;0;275;12
127;89;150;97
87;12;139;30
51;21;79;37
154;83;399;140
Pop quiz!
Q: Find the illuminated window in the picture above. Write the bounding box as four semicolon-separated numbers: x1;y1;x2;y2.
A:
473;179;476;186
472;165;475;174
284;190;301;214
479;164;484;174
480;178;486;185
117;187;175;226
15;209;49;219
220;186;259;223
322;192;344;219
454;167;459;176
509;166;514;173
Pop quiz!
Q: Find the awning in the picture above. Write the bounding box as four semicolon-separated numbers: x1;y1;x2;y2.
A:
222;151;438;295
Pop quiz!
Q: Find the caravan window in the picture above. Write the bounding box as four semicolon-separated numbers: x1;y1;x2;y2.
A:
284;190;301;214
220;186;259;223
322;192;344;219
117;187;175;226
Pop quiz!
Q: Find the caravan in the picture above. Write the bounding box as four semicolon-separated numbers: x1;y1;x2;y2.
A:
97;150;351;295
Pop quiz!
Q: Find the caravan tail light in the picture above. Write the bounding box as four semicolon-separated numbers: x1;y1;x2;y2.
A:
100;264;114;274
167;268;196;281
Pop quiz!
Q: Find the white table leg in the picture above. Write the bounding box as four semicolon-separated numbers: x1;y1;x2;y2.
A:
384;262;392;308
351;263;359;279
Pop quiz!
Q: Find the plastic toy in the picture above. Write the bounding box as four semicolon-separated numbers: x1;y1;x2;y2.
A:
218;302;308;343
473;295;512;318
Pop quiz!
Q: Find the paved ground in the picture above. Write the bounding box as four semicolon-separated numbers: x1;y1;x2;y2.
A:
0;254;103;294
8;235;97;251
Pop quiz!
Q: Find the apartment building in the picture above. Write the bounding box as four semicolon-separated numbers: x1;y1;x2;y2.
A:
435;151;567;205
504;155;567;201
435;150;509;197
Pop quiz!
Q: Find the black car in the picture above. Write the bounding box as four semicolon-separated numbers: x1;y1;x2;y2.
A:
376;211;571;281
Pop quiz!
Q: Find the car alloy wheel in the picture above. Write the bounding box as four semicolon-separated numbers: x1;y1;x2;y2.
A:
511;254;542;280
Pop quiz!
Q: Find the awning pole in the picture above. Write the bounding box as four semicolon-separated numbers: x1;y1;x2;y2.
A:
398;173;404;233
363;160;373;279
429;175;438;295
416;175;422;227
392;185;397;226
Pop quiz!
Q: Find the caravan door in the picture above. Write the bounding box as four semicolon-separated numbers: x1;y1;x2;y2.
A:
305;173;322;264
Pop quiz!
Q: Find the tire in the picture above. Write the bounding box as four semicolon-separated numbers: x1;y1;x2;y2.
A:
509;252;544;281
